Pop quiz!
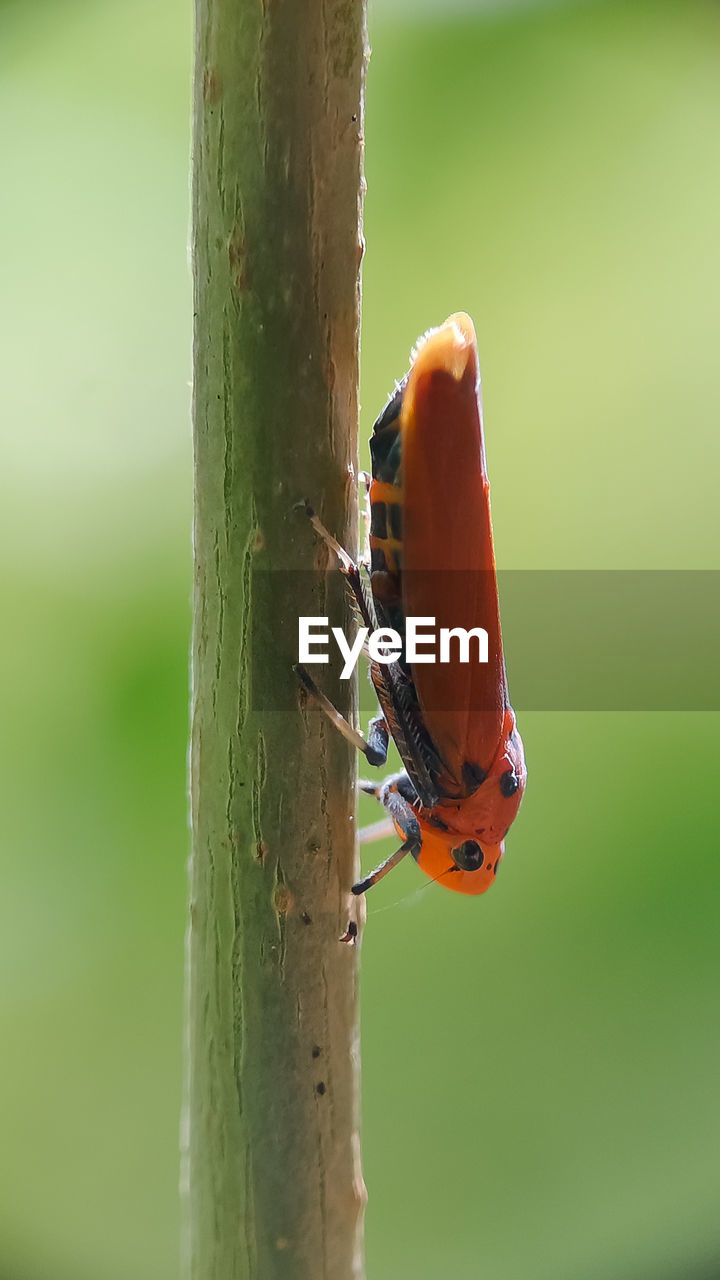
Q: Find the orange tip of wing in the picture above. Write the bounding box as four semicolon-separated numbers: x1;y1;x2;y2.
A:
411;311;477;379
404;312;480;425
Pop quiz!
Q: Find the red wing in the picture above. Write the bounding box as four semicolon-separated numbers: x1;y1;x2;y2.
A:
401;314;508;787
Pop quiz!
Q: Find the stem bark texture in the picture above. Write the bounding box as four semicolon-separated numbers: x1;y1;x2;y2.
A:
186;2;368;1276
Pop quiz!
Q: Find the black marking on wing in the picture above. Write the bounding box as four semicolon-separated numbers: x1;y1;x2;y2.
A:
370;545;387;574
370;658;452;809
367;372;461;805
370;380;407;485
462;761;488;794
370;501;387;539
373;380;407;435
388;503;403;540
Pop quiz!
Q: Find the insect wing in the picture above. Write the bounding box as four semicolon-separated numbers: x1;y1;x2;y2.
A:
401;313;508;788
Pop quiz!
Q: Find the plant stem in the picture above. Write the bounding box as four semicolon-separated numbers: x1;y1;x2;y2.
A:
185;1;368;1276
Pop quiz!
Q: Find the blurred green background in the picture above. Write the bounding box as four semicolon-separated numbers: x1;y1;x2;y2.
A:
1;1;719;1278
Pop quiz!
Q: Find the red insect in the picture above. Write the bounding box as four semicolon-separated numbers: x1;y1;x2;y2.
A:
298;313;526;895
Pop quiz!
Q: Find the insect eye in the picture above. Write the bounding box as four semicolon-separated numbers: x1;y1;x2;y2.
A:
452;840;484;872
499;769;519;798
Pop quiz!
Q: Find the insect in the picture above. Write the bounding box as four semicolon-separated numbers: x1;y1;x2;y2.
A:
297;312;526;896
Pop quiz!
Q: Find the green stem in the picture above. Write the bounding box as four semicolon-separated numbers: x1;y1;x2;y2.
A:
185;1;368;1276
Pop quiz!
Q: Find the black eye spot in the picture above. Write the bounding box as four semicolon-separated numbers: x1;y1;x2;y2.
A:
500;769;519;798
452;840;484;871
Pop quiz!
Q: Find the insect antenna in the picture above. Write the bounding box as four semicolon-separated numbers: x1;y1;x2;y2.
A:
365;865;456;917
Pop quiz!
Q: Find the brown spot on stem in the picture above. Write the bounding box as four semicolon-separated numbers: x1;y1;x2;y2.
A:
274;886;292;915
228;228;250;294
202;66;221;103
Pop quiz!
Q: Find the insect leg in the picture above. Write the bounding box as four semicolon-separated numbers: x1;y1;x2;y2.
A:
358;765;415;842
295;665;388;767
358;778;380;796
358;816;396;844
365;714;389;765
300;501;379;633
352;785;422;895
